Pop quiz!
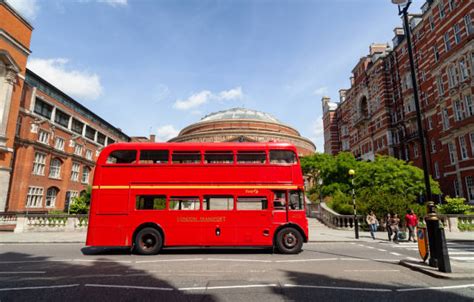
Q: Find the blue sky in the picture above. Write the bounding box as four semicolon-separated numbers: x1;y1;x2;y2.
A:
9;0;425;151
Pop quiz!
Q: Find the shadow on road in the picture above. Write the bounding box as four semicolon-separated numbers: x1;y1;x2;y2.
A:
81;246;274;256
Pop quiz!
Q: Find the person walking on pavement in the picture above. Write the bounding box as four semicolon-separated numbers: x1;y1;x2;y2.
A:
405;209;418;242
366;211;378;240
385;213;393;241
389;214;400;243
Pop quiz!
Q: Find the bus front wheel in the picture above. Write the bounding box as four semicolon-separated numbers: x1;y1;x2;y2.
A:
275;227;303;254
134;227;163;255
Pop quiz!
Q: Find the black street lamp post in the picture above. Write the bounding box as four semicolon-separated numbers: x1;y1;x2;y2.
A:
391;0;451;272
349;169;359;239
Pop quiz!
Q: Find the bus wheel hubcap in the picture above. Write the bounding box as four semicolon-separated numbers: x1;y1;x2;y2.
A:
142;235;156;249
283;232;297;248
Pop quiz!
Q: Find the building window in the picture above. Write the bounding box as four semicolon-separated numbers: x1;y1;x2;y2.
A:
434;162;440;179
448;65;458;88
82;167;90;184
465;14;473;35
442;108;450;130
471;132;474;156
431;139;436;153
438;2;445;19
437;76;444;95
54;109;70;128
465;95;473;117
453;99;464;121
97;132;106;145
454;179;461;197
454;24;461;44
414;143;419;158
433;45;439;62
32;152;46;175
429;15;435;30
71;118;84;135
448;142;457;164
38;130;50;145
107;138;115;145
427;116;433;130
33;98;53;119
459;136;468;160
459;60;469;81
405;145;410;161
466;176;474;202
444;32;451;52
74;144;83;156
54;137;65;151
26;186;44;208
85;125;96;140
45;187;58;208
49;158;61;179
448;0;456;11
85;149;93;160
71;163;80;182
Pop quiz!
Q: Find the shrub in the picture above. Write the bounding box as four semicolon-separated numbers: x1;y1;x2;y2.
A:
327;190;353;215
437;197;473;214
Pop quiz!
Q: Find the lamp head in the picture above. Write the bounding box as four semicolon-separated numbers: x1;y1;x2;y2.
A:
348;169;355;176
391;0;410;5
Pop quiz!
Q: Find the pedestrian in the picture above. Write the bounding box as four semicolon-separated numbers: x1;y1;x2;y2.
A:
385;213;393;241
405;209;418;242
366;210;378;240
389;214;400;243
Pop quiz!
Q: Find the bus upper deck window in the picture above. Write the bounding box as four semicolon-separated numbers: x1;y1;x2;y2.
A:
237;151;266;164
205;151;234;164
106;150;137;164
269;150;297;164
140;150;169;164
172;151;201;164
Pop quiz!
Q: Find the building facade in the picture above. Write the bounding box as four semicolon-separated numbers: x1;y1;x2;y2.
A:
0;1;130;212
170;108;316;156
322;0;473;202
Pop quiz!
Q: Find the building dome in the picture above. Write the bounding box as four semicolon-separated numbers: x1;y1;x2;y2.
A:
169;107;316;156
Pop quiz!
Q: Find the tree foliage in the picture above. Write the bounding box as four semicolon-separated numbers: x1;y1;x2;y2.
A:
69;186;91;214
437;197;473;214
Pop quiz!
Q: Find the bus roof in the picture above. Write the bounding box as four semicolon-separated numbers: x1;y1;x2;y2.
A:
101;142;297;152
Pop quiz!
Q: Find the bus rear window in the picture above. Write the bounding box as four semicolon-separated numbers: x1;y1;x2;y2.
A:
140;150;169;164
107;150;137;164
205;151;234;164
237;197;268;210
169;197;200;210
289;190;304;210
136;195;166;210
236;151;266;164
204;196;234;210
172;151;201;164
269;150;297;164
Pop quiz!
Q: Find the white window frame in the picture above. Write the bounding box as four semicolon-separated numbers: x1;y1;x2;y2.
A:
431;139;436;153
444;31;451;52
427;116;433;130
459;136;468;160
38;130;50;145
448;65;458;88
26;186;44;208
81;167;90;184
465;95;473;117
465;14;473;35
434;162;440;179
448;142;457;164
437;76;444;95
459;60;469;81
54;137;65;151
33;152;46;176
453;99;464;121
470;132;474;157
453;23;461;44
442;108;450;130
45;187;58;208
466;176;474;202
85;149;93;160
414;143;419;158
71;163;80;182
454;179;461;197
49;158;61;179
74;144;83;156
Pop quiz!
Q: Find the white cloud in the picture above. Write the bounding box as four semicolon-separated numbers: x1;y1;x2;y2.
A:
156;125;179;142
173;87;243;110
27;58;103;100
309;116;325;152
97;0;128;7
7;0;39;20
313;86;329;96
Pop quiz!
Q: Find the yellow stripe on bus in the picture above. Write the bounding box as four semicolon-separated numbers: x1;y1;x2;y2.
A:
92;185;298;190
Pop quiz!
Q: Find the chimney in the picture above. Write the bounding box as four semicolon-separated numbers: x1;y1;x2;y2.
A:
149;134;156;142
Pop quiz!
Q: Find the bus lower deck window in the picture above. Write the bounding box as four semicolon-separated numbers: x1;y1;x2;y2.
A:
136;195;166;210
289;190;304;210
204;196;234;210
169;197;200;210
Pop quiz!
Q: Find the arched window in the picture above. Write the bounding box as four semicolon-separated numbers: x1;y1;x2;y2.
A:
49;158;62;179
81;166;91;184
46;187;59;208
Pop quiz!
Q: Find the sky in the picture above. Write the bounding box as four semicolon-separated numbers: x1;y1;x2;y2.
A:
8;0;425;151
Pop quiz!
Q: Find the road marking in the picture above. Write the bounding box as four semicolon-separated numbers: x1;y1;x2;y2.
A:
73;259;132;263
338;258;369;261
275;258;339;263
373;259;400;263
366;246;375;249
0;259;73;264
397;283;474;292
406;257;418;261
136;258;204;264
0;271;45;274
390;252;401;256
377;249;387;252
180;284;278;291
450;257;474;261
344;270;400;272
0;284;79;292
206;258;271;263
449;252;474;255
85;284;174;291
284;284;392;292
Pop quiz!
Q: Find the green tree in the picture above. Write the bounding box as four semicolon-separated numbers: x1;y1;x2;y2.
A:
437;197;473;214
69;186;91;214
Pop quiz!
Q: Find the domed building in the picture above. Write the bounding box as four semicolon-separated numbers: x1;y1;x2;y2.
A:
169;108;316;156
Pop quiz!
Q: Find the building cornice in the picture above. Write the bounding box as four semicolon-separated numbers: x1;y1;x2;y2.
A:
0;30;32;56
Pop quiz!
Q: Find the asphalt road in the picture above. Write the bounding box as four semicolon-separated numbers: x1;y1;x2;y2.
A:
0;241;473;302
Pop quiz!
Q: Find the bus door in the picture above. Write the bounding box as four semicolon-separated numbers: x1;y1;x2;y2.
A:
272;190;288;224
287;190;306;223
167;196;202;245
202;196;235;245
234;195;273;245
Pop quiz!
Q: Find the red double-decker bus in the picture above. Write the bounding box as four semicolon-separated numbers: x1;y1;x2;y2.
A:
86;142;308;254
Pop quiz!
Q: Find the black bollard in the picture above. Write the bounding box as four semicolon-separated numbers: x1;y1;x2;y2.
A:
425;215;439;268
436;227;452;273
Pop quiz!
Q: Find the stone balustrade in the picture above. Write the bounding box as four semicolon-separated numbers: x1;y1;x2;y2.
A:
10;214;88;233
316;202;364;230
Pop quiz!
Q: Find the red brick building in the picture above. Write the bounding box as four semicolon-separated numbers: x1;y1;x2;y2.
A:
0;1;130;213
322;0;473;202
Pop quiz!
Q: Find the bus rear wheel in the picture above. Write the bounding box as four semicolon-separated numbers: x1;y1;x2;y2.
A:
134;227;163;255
275;227;303;254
